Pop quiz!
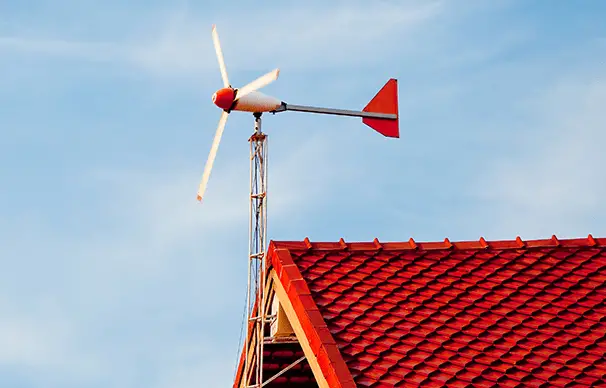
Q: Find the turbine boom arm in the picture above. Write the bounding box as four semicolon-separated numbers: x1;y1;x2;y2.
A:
272;103;397;119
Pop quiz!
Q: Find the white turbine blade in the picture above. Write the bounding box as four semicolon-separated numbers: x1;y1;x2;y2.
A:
212;24;230;88
197;111;229;202
235;69;280;100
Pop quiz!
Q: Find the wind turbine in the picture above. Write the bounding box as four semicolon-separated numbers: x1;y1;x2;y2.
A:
197;25;399;202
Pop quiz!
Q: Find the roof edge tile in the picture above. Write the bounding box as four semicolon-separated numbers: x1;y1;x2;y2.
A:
268;244;356;388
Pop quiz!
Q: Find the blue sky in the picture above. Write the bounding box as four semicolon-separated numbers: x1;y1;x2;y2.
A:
1;0;605;387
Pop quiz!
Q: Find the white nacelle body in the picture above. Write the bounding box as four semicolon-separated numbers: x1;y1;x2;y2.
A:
232;91;282;113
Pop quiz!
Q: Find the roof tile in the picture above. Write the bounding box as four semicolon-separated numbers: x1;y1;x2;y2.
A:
247;236;606;387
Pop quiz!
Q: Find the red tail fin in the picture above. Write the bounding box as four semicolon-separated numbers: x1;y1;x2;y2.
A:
362;79;399;138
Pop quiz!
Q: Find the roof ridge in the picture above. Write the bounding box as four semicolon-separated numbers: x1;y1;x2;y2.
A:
272;234;606;251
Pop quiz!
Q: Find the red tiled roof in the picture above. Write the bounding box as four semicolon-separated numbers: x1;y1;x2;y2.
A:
266;235;606;387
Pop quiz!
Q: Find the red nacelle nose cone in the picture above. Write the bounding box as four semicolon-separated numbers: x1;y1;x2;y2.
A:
212;88;235;110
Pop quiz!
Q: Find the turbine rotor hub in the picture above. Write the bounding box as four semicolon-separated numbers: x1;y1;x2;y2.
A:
212;87;236;110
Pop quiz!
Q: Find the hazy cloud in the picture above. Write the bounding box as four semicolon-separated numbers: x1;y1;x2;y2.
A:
0;1;443;77
472;73;606;238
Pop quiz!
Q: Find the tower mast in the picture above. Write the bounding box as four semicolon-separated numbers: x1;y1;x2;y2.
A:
244;112;268;387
